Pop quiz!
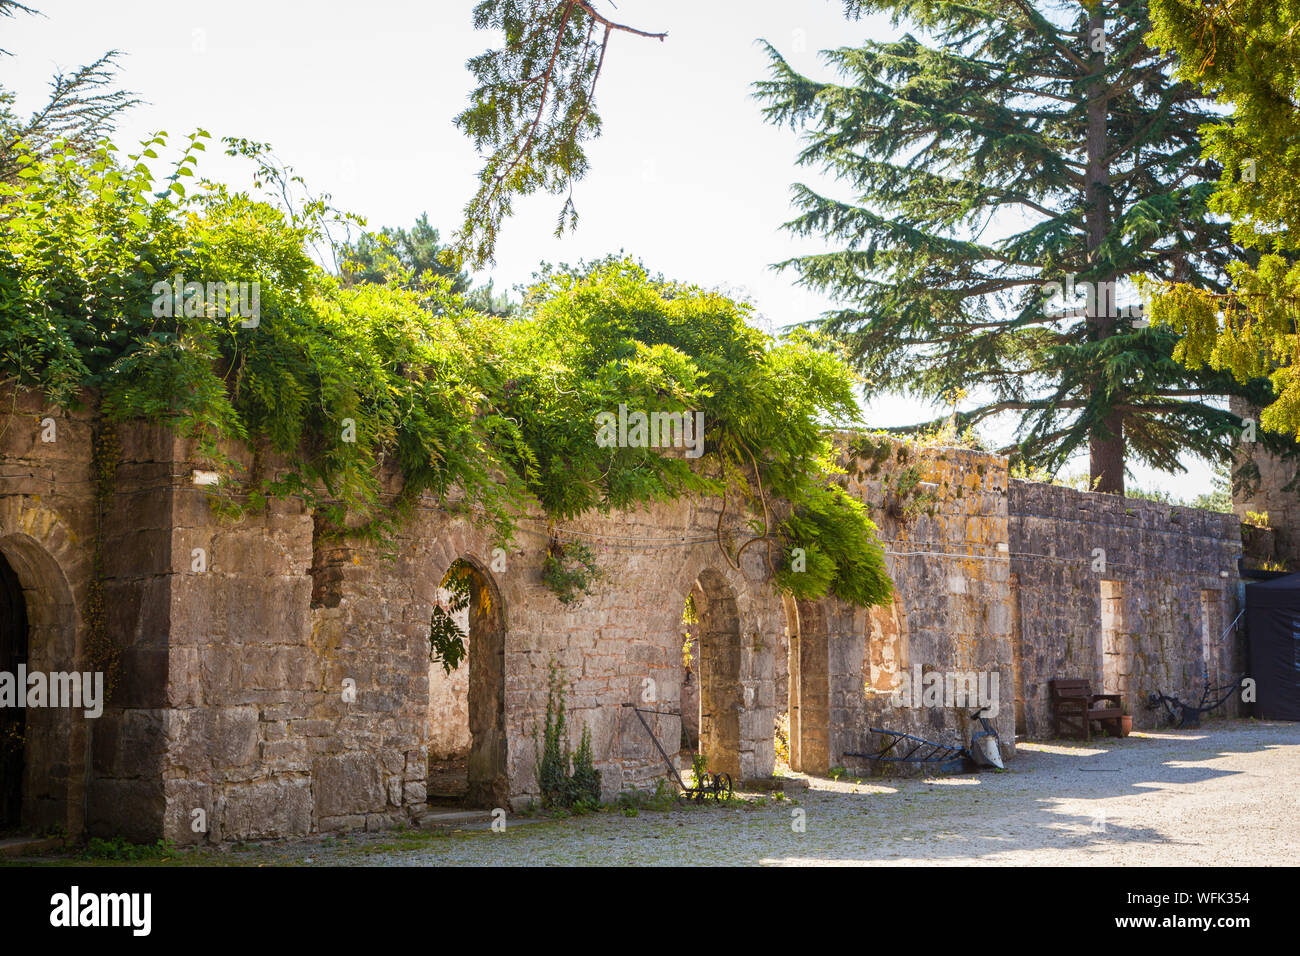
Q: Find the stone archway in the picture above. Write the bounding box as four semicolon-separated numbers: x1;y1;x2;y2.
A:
0;531;80;834
0;549;28;831
694;569;742;780
426;558;508;809
781;595;801;771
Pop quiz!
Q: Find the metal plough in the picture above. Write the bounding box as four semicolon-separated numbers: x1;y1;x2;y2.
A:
621;703;734;801
844;707;1005;774
1147;610;1244;728
1147;679;1240;729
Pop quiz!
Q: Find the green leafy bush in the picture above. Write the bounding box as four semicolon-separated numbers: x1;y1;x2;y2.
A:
532;661;602;810
533;661;571;808
0;133;894;611
540;539;602;607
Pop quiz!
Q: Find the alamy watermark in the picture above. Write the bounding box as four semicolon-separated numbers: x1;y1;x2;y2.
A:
889;665;1000;717
595;403;705;459
1041;274;1146;324
50;886;150;935
151;273;260;327
0;666;104;718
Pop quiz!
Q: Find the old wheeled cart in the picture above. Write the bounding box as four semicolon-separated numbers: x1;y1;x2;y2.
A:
844;707;1005;774
621;703;734;801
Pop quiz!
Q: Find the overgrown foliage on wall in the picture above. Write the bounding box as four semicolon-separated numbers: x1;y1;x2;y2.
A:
0;132;892;609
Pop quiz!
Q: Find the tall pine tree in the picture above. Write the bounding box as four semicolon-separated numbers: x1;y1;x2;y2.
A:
757;0;1267;493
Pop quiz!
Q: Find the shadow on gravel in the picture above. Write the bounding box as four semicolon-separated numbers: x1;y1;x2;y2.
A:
748;721;1298;865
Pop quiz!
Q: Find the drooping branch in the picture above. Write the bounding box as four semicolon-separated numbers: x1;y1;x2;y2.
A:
573;1;666;41
453;1;667;268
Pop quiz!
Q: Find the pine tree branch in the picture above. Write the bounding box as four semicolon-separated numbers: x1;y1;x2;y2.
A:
1008;0;1089;71
572;1;666;41
493;3;579;192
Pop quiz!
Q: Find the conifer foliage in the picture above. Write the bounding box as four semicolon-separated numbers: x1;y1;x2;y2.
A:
1146;0;1300;444
454;1;667;269
758;0;1267;492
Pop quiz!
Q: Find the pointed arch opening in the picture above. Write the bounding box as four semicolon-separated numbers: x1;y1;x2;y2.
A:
689;569;742;780
426;558;507;809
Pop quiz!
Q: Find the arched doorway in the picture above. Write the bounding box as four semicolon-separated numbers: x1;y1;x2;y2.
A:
0;550;28;832
692;569;742;780
426;559;507;809
0;531;79;835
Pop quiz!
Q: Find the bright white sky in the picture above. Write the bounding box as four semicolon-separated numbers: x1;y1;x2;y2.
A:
3;0;1218;499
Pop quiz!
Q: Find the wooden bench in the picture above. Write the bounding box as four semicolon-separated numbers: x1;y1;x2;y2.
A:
1049;678;1124;740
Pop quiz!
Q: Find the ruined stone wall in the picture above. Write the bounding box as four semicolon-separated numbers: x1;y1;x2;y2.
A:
834;444;1016;772
1230;396;1300;569
1009;482;1243;738
0;385;1252;843
92;422;187;842
285;491;787;836
0;390;97;836
161;457;317;842
0;390;185;841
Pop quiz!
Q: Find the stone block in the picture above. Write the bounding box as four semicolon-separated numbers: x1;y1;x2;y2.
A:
221;778;313;840
312;752;386;817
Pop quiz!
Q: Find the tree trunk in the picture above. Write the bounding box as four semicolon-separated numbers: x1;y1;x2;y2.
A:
1090;408;1125;494
1083;3;1124;495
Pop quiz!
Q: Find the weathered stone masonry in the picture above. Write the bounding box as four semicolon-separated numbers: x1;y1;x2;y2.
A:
1009;481;1243;738
0;389;1243;842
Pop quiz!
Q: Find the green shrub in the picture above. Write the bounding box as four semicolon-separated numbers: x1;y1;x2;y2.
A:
1;134;894;613
533;660;602;810
570;725;602;809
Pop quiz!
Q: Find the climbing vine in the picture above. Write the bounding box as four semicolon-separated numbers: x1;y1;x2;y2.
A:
532;660;600;810
1;132;894;614
540;539;602;608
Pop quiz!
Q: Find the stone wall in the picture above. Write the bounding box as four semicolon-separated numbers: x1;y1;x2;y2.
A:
158;445;791;839
0;386;1250;843
835;444;1016;772
1009;481;1243;737
0;389;97;836
1230;396;1300;569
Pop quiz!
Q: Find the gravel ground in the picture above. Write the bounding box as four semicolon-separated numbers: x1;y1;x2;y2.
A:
23;719;1295;867
308;719;1300;867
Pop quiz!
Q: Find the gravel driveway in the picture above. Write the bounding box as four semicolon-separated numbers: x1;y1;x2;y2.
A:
315;719;1298;866
25;719;1290;867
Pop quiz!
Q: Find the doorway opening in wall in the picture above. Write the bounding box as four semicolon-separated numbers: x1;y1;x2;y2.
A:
1200;590;1223;687
1098;580;1129;701
678;570;743;784
778;595;799;775
0;550;28;834
426;558;507;810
